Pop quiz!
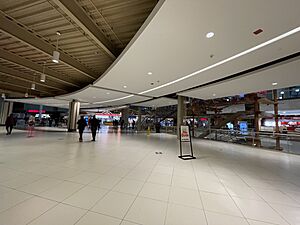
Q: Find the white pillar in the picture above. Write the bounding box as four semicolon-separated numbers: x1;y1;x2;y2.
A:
137;107;142;131
0;100;13;125
68;100;80;132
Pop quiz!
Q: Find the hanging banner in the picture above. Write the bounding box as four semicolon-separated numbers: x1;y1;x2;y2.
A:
180;125;190;142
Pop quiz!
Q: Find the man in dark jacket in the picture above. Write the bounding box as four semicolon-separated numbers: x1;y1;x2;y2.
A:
5;114;14;135
77;116;87;142
90;115;99;141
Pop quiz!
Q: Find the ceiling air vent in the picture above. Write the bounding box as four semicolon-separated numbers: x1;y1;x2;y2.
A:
253;28;263;35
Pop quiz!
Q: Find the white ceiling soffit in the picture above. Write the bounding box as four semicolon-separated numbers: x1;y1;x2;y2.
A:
56;86;151;107
133;97;177;108
9;98;69;108
179;57;300;100
94;0;300;97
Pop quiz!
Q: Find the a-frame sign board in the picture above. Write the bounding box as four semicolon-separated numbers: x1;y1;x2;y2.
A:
178;125;196;160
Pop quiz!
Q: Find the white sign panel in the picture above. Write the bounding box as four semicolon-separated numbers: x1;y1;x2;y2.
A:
180;125;190;142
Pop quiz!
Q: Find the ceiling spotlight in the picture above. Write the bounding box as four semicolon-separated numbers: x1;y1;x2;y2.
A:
206;32;215;38
147;72;152;75
52;50;60;63
52;32;60;63
25;92;28;98
123;85;127;88
279;96;282;99
272;82;278;86
295;89;299;92
213;93;216;97
1;93;5;99
31;83;36;90
280;91;284;94
106;92;110;95
40;73;46;82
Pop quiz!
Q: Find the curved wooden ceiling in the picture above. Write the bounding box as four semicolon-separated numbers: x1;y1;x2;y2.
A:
0;0;157;98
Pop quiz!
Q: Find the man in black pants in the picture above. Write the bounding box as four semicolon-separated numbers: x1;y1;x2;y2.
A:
77;116;87;142
90;115;99;141
5;114;14;135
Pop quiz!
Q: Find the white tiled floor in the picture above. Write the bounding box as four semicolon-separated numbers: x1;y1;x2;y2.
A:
1;129;300;225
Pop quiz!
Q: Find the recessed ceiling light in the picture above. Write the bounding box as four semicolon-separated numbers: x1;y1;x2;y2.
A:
295;89;299;92
213;93;216;97
206;32;214;38
123;85;127;88
147;72;152;75
280;91;284;94
106;92;110;95
272;82;278;86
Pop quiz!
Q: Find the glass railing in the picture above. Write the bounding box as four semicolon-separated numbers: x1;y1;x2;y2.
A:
155;126;300;155
201;128;300;155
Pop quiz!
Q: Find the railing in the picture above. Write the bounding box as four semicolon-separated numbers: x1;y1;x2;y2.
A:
156;126;300;155
201;128;300;155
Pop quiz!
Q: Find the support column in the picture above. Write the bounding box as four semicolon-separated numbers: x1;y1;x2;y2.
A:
254;95;261;147
272;90;281;150
177;96;186;138
67;100;80;132
122;107;129;129
137;107;142;131
0;100;13;125
39;105;43;121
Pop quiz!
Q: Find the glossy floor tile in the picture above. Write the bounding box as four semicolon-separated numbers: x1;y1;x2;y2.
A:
1;129;300;225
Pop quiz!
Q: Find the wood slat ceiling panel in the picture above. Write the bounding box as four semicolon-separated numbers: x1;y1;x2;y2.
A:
0;0;157;97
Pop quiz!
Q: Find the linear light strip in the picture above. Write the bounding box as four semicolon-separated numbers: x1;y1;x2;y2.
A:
93;94;134;104
138;26;300;95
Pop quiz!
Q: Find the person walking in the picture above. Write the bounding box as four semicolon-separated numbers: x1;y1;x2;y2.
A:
5;114;14;135
90;115;99;141
27;116;35;137
77;116;87;142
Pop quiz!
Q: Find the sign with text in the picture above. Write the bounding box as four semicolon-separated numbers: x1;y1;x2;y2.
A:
180;125;190;142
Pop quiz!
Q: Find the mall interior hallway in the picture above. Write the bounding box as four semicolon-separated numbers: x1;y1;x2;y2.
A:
0;128;300;225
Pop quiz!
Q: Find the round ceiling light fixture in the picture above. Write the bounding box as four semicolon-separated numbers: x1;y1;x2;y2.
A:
280;91;284;94
206;32;215;38
272;82;278;86
147;72;152;75
123;85;127;88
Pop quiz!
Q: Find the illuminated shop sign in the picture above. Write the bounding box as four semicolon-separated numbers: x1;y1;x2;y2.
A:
27;109;46;113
